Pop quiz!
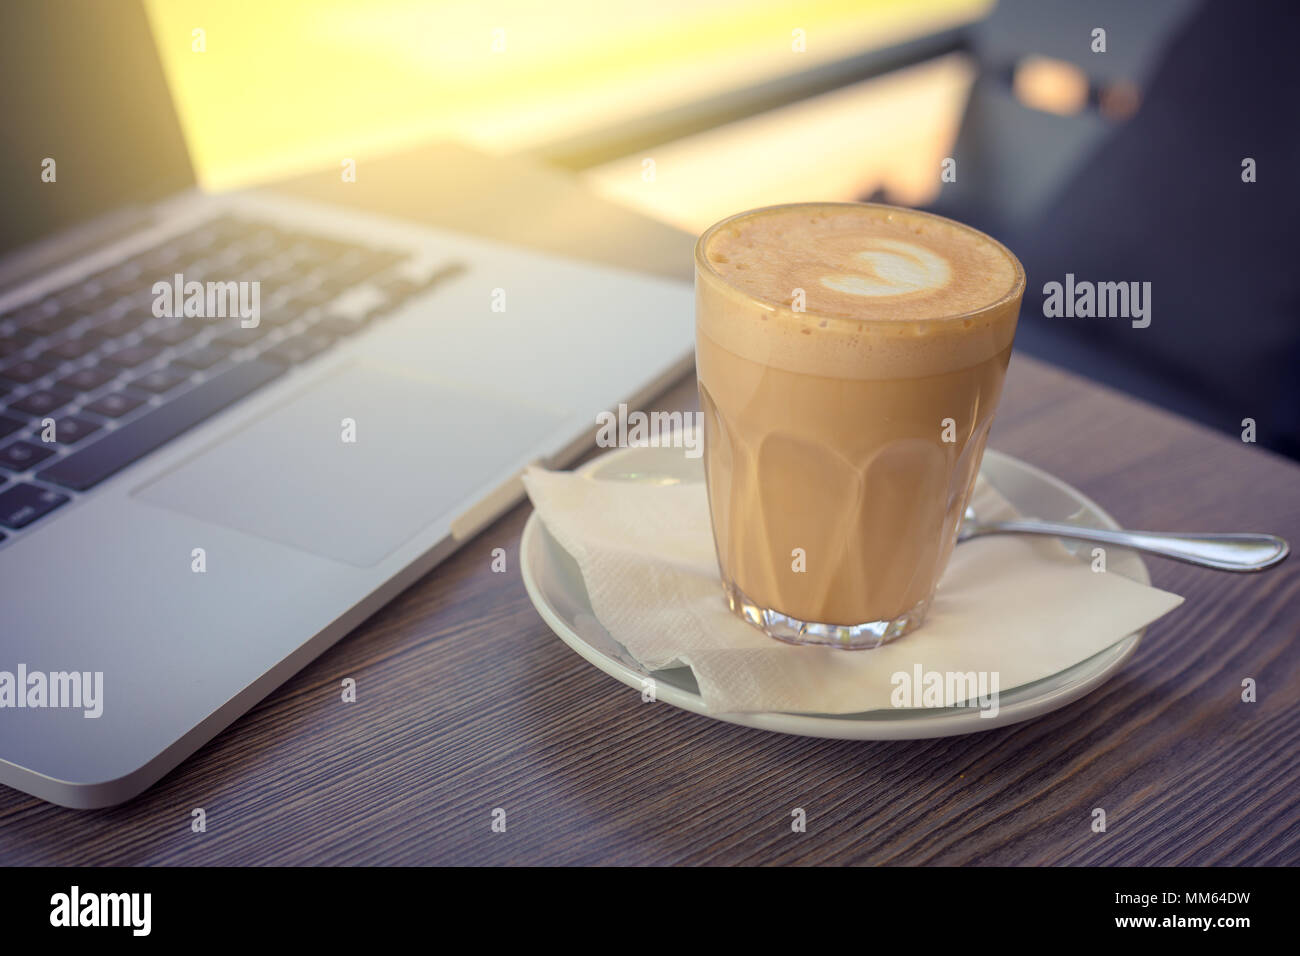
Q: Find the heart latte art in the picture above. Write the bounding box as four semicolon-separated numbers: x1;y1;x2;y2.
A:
820;238;952;297
702;202;1018;324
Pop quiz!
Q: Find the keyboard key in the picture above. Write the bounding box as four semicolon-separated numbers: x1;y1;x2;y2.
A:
0;440;55;470
191;214;246;246
0;483;69;529
301;236;353;260
375;277;421;302
40;334;104;364
173;346;228;370
0;338;31;361
104;345;161;368
0;415;24;440
314;315;368;337
57;366;119;393
278;238;328;263
134;244;184;271
86;264;142;296
9;389;73;417
53;282;103;310
326;250;406;289
83;390;146;418
265;332;333;366
5;302;54;326
131;365;191;394
55;297;113;322
20;311;79;337
392;260;467;293
118;286;158;309
226;252;270;275
293;285;340;308
1;359;54;385
241;225;289;251
48;416;102;445
0;326;37;343
40;358;285;491
257;276;298;298
212;323;272;348
93;314;148;340
147;322;202;347
258;306;309;328
323;285;388;323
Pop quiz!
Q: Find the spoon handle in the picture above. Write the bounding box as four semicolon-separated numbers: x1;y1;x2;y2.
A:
969;520;1290;572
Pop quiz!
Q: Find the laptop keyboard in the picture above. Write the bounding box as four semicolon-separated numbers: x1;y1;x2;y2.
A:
0;214;465;545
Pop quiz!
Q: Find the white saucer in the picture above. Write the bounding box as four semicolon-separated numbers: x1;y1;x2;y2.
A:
520;445;1148;740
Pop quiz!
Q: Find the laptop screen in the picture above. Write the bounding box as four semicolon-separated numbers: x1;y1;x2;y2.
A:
0;0;195;261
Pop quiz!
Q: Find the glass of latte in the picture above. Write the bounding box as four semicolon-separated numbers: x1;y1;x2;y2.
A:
695;202;1025;648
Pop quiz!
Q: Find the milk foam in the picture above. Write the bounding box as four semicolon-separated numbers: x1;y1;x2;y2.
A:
696;203;1024;379
820;238;952;299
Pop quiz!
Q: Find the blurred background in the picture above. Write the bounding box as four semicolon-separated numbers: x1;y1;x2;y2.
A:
148;0;1298;459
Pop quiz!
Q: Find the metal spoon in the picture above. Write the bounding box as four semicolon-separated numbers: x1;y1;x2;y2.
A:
959;507;1290;572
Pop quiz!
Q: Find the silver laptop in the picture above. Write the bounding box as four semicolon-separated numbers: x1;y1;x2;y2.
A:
0;2;693;807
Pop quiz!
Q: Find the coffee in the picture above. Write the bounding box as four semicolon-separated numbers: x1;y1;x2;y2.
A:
695;202;1024;648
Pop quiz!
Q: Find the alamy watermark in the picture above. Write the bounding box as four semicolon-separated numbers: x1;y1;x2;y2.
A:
50;886;150;936
891;665;999;718
0;664;103;718
595;403;704;458
152;273;260;328
1042;273;1151;328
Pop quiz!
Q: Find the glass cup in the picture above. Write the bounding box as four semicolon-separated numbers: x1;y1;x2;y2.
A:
694;202;1026;649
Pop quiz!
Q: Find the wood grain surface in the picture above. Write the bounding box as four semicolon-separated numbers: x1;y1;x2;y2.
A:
0;353;1296;866
1;144;1296;865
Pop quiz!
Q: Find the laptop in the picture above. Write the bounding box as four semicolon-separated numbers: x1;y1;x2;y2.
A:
0;1;694;807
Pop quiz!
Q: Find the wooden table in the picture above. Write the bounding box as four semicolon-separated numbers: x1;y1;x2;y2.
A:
2;147;1296;866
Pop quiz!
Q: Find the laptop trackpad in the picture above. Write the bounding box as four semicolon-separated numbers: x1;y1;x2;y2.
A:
134;360;569;566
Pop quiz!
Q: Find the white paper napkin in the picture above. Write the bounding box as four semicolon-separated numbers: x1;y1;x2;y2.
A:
522;459;1184;714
